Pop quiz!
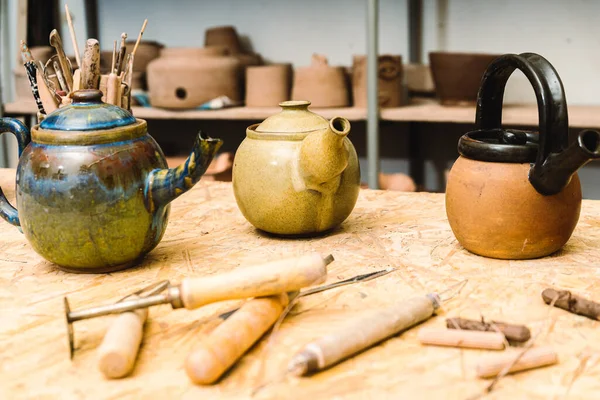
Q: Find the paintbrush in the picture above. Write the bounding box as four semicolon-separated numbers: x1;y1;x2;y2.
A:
19;40;45;114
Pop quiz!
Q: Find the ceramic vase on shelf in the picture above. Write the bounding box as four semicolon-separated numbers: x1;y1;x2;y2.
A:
292;54;349;108
245;64;291;107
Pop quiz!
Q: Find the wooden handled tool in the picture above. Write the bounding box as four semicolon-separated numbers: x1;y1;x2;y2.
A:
53;60;68;92
65;254;333;358
81;39;100;89
476;346;558;378
97;298;148;379
288;280;467;376
418;328;505;350
186;293;289;384
49;29;73;91
106;41;120;105
65;4;81;69
116;33;127;75
36;64;59;114
542;288;600;320
20;41;45;113
446;317;531;343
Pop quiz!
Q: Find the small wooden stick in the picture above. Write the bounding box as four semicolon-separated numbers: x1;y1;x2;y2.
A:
131;19;148;57
185;293;289;384
81;39;100;89
97;302;148;379
446;317;531;343
542;288;600;320
476;346;558;378
53;60;68;92
72;69;81;92
65;4;81;68
116;33;127;75
418;328;505;350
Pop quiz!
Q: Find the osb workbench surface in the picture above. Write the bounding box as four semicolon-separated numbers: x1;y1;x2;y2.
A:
1;167;600;399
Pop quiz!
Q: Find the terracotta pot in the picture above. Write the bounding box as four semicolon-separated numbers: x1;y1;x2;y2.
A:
246;64;291;107
205;26;242;55
292;54;349;108
446;52;600;260
147;47;242;109
404;63;435;94
429;52;500;106
352;55;403;108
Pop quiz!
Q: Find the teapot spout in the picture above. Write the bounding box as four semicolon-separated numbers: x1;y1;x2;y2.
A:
298;117;351;185
530;129;600;195
144;131;222;211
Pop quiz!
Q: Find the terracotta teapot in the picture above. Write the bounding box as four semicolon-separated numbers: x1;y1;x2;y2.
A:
446;53;600;259
233;101;360;235
0;90;222;272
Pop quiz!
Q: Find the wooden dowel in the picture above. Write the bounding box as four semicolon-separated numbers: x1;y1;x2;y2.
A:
97;302;148;379
131;19;148;57
476;347;558;378
418;328;505;350
446;317;531;343
542;288;600;320
185;293;288;384
65;4;81;68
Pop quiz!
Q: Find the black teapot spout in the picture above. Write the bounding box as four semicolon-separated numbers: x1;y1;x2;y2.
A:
530;129;600;195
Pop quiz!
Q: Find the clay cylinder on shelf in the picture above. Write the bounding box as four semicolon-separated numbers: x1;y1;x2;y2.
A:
352;55;403;108
146;47;242;109
291;54;349;108
246;64;291;107
205;25;242;55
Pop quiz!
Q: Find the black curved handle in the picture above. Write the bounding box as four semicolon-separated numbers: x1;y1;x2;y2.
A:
476;52;569;168
0;118;31;227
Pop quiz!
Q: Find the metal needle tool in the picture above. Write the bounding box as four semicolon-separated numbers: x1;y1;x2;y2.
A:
65;280;170;359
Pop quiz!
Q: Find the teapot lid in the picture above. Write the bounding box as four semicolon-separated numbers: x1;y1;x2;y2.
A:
458;129;539;163
255;101;329;133
39;89;136;131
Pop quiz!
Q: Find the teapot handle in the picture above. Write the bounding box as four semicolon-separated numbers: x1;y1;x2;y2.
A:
475;52;569;169
0;118;32;227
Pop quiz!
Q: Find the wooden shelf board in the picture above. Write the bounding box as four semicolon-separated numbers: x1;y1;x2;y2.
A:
4;100;600;128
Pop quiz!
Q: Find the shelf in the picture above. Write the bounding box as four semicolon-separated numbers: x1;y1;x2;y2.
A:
5;100;600;128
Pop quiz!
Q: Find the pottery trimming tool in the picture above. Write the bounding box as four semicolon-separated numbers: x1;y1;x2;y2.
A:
186;267;395;384
65;253;333;359
287;279;468;376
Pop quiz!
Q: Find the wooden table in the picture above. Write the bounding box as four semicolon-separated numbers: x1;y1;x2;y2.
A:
1;168;600;399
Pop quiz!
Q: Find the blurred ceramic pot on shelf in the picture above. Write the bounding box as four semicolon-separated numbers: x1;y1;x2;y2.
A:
245;64;291;107
446;52;600;260
429;52;499;106
292;54;349;108
147;47;242;109
352;55;404;108
0;89;222;272
233;100;360;235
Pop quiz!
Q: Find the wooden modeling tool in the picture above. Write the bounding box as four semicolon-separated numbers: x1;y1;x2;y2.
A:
106;41;120;105
132;19;148;57
116;33;127;75
53;60;68;92
96;281;169;378
186;268;395;384
49;29;73;91
446;317;531;343
65;253;333;359
81;39;100;89
65;4;81;69
542;288;600;320
418;328;505;350
476;346;558;378
287;280;468;376
20;40;45;114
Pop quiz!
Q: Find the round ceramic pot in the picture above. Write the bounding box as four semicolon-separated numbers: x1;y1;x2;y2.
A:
0;90;222;272
205;25;242;54
446;53;600;259
245;64;291;107
233;101;360;235
292;54;349;108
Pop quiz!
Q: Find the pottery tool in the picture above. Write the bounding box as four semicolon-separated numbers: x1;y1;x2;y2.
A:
542;288;600;320
186;268;395;385
446;317;531;343
418;328;505;350
106;41;120;105
65;253;333;359
131;19;148;58
115;33;127;75
96;280;169;378
65;4;81;69
49;29;73;91
19;40;45;114
287;279;468;376
35;61;59;113
81;39;100;89
53;60;68;92
476;346;558;378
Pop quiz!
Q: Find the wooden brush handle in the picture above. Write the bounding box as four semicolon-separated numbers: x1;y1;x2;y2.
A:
81;39;100;89
476;346;558;378
97;301;148;379
185;293;288;384
418;328;505;350
180;253;329;310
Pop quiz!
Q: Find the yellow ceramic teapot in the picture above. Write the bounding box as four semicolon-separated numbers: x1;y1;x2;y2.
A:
233;101;360;235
